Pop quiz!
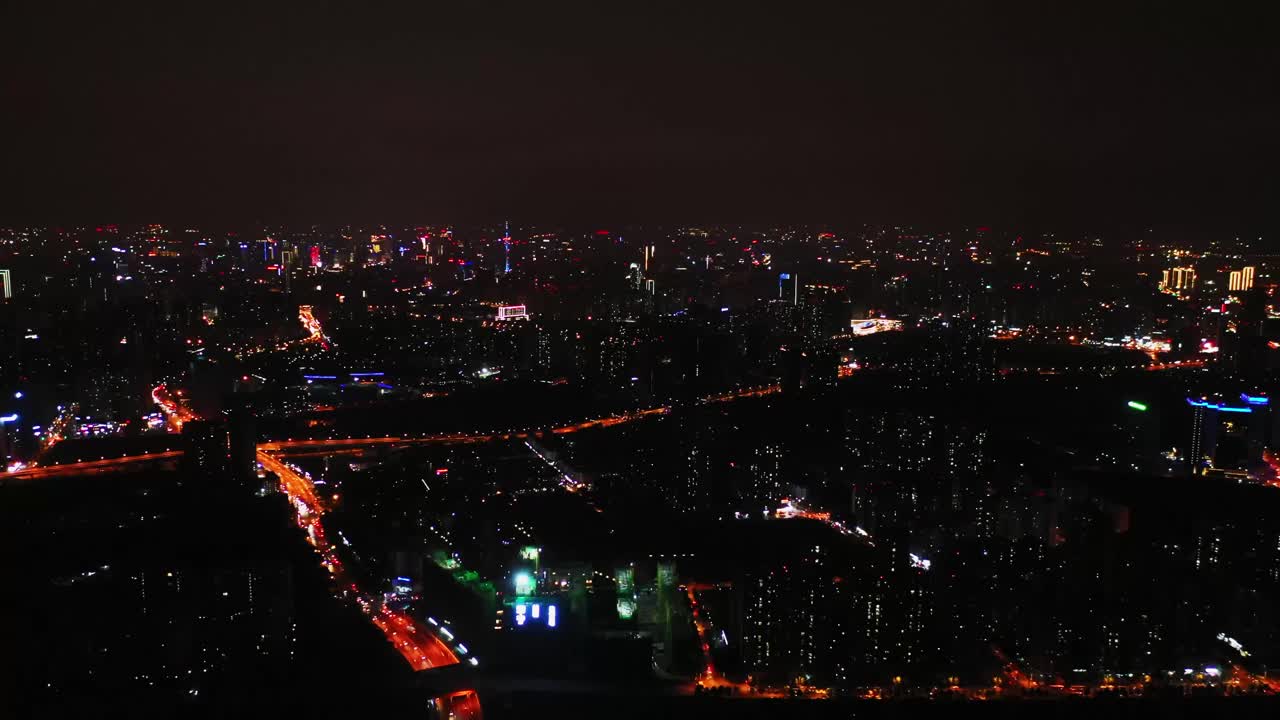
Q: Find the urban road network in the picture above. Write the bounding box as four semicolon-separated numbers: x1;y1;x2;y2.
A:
0;375;785;715
4;314;1270;706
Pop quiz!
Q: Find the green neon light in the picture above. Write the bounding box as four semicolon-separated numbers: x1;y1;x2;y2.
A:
616;598;636;620
513;571;535;596
1127;401;1148;412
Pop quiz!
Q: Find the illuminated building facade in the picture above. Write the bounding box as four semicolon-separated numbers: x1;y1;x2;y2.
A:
741;545;835;683
496;304;528;321
1187;395;1269;475
1159;266;1196;291
1228;266;1256;292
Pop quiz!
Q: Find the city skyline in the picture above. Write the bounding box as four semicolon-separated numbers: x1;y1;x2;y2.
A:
6;2;1280;717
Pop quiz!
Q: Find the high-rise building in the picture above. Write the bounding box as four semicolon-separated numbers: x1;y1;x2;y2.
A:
1187;396;1264;475
1229;266;1256;292
0;268;10;299
1159;266;1196;291
740;545;837;682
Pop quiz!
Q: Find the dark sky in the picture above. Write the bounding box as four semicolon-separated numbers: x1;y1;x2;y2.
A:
2;2;1278;232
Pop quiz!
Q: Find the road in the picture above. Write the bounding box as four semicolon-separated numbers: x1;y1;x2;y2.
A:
256;450;326;514
298;305;332;350
0;450;183;481
684;586;752;695
152;384;197;431
258;446;465;674
370;606;461;670
263;383;783;453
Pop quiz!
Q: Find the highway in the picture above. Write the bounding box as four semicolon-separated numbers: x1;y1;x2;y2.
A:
260;447;467;674
0;384;780;479
0;450;183;481
298;305;332;349
152;384;197;431
256;450;327;514
264;383;783;453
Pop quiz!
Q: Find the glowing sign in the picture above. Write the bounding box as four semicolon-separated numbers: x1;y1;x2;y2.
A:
1242;394;1269;405
496;305;528;321
548;605;557;628
513;572;535;596
849;318;904;336
519;546;540;562
1187;398;1252;413
616;598;636;620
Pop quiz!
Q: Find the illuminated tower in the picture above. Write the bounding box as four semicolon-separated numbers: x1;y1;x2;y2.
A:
280;240;293;296
503;220;511;275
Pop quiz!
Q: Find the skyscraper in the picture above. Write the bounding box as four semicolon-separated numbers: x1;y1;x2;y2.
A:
1187;396;1261;475
1159;267;1196;292
1229;266;1256;292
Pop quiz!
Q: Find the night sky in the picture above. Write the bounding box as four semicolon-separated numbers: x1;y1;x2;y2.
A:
3;2;1278;232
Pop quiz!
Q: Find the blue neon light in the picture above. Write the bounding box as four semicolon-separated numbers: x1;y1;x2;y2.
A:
302;375;338;380
1187;398;1252;413
1242;394;1270;405
350;372;385;377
